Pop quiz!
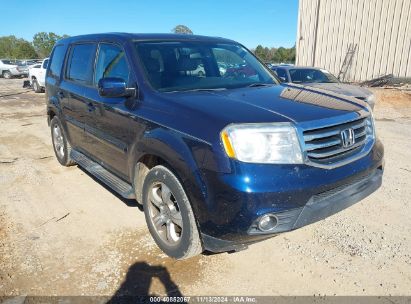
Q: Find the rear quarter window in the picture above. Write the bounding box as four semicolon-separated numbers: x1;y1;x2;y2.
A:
66;43;97;85
49;45;66;78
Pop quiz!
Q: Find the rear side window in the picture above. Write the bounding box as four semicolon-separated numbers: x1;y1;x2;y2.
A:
66;43;97;85
49;45;66;78
94;43;129;84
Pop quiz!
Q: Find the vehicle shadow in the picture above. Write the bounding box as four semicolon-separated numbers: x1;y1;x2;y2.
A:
107;262;185;303
78;166;143;210
0;89;32;98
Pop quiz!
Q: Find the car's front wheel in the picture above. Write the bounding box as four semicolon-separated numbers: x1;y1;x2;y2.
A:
142;165;203;259
50;116;75;166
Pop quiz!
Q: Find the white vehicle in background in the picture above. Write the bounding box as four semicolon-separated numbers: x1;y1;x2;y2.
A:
28;58;49;93
0;59;28;78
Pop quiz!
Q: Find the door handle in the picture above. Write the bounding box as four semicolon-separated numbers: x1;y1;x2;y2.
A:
87;102;96;112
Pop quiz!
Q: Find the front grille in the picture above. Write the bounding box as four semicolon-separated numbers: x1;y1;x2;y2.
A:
303;117;369;165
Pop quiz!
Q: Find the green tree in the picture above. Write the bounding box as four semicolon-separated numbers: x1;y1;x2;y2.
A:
32;32;69;58
15;40;37;58
273;47;288;62
172;25;193;35
253;45;296;64
0;36;37;59
254;45;265;60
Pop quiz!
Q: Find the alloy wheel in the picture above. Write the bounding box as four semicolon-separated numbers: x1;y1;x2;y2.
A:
147;182;183;246
52;124;65;159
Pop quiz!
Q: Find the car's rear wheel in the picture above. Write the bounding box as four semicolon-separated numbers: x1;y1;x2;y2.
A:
3;71;12;79
50;116;75;166
142;165;202;259
32;79;41;93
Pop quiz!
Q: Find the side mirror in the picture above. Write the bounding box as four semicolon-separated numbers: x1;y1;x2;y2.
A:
98;77;135;98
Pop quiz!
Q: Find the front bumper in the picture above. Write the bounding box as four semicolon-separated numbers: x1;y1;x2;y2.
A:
202;167;383;253
199;140;384;253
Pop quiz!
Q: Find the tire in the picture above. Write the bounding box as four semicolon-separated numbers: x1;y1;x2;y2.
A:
50;116;75;166
198;71;204;77
32;79;42;93
142;165;202;259
3;71;12;79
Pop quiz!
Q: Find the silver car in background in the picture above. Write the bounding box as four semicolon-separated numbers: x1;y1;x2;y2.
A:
271;65;375;109
0;59;29;78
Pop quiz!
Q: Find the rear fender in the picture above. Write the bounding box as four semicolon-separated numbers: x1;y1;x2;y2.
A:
46;97;71;142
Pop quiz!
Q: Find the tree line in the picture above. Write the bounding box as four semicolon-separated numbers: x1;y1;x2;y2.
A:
0;32;69;59
1;26;296;64
251;45;296;64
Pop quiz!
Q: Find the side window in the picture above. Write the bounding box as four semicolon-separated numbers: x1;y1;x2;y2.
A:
49;45;66;78
275;68;288;82
94;43;129;84
66;43;97;85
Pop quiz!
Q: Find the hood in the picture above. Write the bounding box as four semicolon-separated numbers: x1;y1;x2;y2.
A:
303;82;372;99
156;84;370;143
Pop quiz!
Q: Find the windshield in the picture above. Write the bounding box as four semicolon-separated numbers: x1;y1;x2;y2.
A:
1;60;14;65
289;68;339;84
135;41;278;92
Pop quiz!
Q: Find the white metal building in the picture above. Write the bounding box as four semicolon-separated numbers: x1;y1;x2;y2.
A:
296;0;411;82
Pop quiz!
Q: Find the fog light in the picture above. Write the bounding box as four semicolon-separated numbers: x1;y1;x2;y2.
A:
258;214;278;231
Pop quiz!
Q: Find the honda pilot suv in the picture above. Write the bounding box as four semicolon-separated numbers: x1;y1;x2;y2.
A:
46;33;384;259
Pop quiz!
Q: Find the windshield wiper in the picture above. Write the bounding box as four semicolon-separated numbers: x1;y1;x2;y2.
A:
183;88;227;92
247;83;273;88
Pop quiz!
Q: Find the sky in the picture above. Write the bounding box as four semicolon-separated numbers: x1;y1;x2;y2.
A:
0;0;298;49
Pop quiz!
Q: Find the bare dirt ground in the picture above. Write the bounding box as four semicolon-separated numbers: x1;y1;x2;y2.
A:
0;79;410;297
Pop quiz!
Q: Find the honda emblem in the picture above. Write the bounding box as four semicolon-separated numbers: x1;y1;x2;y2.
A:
341;128;355;148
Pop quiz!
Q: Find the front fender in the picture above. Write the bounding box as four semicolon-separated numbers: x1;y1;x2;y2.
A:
128;127;211;223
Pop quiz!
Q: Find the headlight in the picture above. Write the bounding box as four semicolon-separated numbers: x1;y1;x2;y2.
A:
221;123;303;164
365;115;375;139
366;94;375;110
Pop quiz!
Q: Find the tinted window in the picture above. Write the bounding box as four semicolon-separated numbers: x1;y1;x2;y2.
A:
135;42;277;92
67;43;96;84
49;45;66;78
95;43;129;84
289;68;339;83
42;59;49;69
275;68;288;82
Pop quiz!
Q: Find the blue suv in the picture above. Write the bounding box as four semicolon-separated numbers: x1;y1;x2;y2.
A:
46;33;384;259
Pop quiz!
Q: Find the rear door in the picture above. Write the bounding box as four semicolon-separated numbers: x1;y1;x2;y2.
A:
62;43;97;151
82;42;134;178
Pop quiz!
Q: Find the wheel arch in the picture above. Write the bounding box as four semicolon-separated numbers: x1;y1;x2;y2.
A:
129;128;209;223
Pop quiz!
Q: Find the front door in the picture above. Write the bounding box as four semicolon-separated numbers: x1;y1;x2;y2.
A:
82;43;135;179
